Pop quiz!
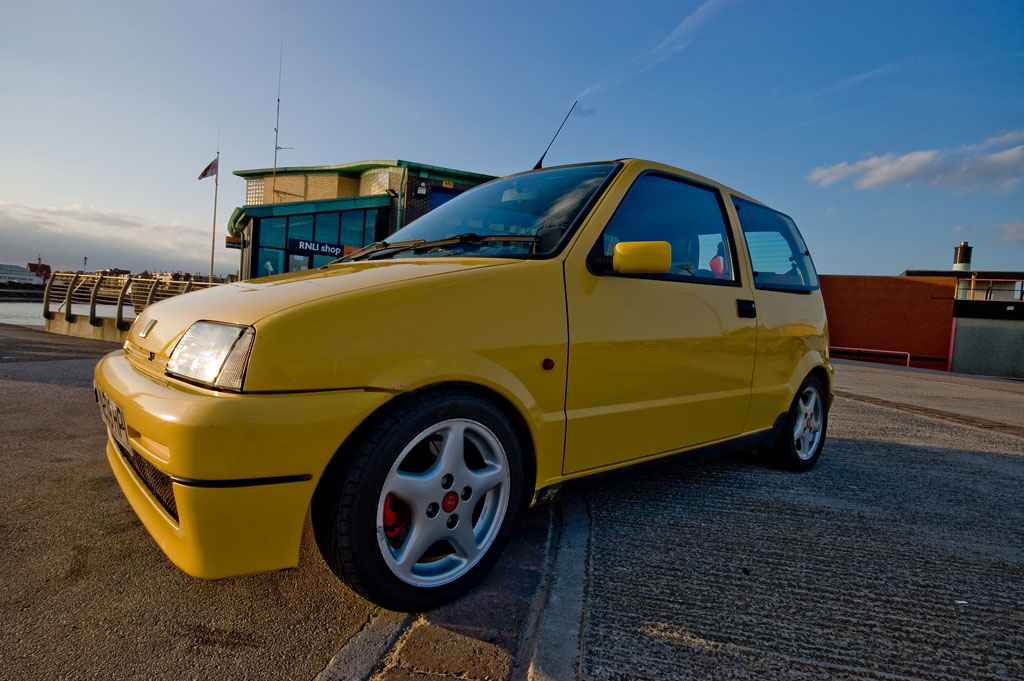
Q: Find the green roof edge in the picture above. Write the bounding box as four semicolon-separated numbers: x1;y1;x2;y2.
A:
233;159;496;182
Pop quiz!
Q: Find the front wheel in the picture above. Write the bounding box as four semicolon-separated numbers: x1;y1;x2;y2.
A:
312;389;523;611
771;375;828;472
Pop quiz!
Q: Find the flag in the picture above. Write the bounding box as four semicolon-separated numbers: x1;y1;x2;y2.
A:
198;157;219;180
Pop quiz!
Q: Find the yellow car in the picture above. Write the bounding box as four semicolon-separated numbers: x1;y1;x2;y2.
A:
94;159;831;610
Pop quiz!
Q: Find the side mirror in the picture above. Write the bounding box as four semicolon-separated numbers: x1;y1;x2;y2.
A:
592;241;671;275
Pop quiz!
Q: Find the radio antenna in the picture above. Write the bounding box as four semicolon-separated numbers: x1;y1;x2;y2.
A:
533;100;577;170
271;44;285;203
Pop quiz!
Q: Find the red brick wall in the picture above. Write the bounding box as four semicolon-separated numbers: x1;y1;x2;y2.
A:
819;275;956;370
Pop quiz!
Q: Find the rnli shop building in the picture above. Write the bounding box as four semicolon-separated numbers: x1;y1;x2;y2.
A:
227;160;495;280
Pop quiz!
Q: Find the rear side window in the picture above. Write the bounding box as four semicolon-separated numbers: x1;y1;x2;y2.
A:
733;197;819;292
596;173;738;284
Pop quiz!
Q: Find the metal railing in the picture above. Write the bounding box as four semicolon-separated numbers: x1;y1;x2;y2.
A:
42;273;221;330
955;277;1024;302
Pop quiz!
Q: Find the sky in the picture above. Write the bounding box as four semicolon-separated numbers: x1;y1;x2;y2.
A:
0;0;1021;277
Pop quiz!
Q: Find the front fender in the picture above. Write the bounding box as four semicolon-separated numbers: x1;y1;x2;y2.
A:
365;350;567;492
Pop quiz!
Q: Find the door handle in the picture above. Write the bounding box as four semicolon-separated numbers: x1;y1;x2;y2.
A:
737;299;756;318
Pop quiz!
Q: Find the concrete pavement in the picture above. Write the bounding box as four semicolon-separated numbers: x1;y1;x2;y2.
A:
0;325;553;681
832;358;1024;432
3;324;1022;680
532;360;1023;680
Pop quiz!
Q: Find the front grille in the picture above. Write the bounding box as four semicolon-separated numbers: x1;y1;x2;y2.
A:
123;340;168;380
116;441;179;520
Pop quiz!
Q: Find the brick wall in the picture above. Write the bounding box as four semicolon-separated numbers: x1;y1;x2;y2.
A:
258;173;360;203
359;169;393;196
262;175;306;204
819;275;956;370
401;177;479;227
403;184;431;225
338;176;360;197
307;174;340;200
387;171;404;194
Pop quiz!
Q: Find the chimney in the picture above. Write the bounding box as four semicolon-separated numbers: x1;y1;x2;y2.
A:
953;241;972;272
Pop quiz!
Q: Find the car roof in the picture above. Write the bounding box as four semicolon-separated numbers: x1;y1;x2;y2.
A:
502;159;767;208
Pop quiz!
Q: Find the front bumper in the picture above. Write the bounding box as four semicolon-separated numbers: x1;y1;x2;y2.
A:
95;351;392;578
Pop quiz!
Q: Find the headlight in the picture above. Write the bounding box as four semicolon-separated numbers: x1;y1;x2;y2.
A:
166;321;255;391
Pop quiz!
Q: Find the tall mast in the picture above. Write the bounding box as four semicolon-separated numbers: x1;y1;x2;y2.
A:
271;43;283;204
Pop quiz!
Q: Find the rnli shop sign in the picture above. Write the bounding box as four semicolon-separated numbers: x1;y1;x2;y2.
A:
288;239;344;257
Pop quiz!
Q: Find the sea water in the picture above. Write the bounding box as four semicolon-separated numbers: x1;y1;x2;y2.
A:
0;301;44;326
0;301;133;327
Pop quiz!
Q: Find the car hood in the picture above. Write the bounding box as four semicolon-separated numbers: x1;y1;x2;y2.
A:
127;259;514;358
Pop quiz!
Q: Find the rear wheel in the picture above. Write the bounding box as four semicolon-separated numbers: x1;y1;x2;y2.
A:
771;375;828;472
313;389;523;611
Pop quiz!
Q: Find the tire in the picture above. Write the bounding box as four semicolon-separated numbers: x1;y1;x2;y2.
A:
771;375;828;472
312;388;524;611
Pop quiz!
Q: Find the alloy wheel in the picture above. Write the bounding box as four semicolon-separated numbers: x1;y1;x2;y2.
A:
793;386;823;460
376;418;510;587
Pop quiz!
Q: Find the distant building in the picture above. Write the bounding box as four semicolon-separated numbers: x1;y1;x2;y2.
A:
97;268;131;277
27;261;52;281
0;263;45;285
227;159;495;280
820;242;1024;378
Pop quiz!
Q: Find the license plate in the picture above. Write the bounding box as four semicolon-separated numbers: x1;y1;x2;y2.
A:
97;386;131;452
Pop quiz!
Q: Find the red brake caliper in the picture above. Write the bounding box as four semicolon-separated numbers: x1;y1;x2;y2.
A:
383;493;409;540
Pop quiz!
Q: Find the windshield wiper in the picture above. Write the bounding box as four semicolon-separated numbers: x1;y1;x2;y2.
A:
326;239;426;265
327;233;540;265
410;233;540;253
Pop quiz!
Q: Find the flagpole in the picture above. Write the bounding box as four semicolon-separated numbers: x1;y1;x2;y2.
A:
209;149;219;282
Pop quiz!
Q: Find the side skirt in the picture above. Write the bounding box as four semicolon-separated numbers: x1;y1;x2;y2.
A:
531;417;787;505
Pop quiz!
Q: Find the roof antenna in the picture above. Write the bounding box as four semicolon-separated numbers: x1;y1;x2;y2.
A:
533;100;577;170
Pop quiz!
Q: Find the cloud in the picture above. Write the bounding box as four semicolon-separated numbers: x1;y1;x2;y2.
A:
577;0;735;99
958;129;1024;153
934;145;1024;194
28;204;147;230
0;201;238;275
807;150;941;188
998;220;1024;242
952;224;966;233
805;59;913;100
857;150;942;189
808;134;1024;194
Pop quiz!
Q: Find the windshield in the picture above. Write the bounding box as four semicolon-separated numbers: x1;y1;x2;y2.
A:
355;163;616;260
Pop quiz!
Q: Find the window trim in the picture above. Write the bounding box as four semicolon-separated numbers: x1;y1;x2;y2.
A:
587;170;743;288
732;196;820;293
